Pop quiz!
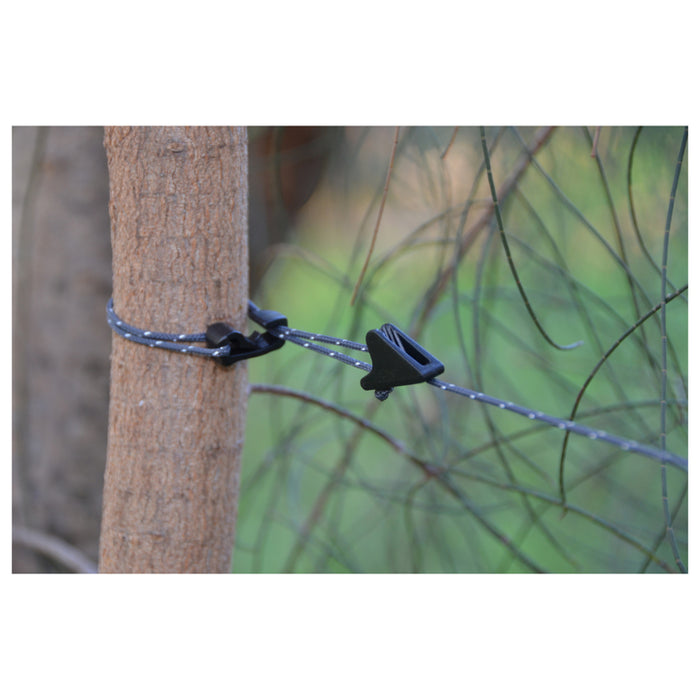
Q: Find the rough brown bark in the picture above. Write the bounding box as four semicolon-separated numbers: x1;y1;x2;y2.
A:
99;127;248;573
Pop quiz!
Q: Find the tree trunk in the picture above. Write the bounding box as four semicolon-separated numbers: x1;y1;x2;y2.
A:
99;127;248;573
12;126;111;572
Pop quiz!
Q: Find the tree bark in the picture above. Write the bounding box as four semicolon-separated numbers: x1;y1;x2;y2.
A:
99;127;248;573
12;127;111;572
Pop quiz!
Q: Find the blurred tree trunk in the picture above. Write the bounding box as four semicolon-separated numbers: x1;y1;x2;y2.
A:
99;127;248;573
248;126;342;290
12;126;111;573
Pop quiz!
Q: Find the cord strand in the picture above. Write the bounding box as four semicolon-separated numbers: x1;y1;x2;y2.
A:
107;298;687;471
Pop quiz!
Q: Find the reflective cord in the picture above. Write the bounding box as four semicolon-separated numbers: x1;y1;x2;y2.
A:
107;298;371;367
106;298;220;358
107;298;687;471
275;333;687;471
427;378;687;472
270;323;688;472
270;326;372;372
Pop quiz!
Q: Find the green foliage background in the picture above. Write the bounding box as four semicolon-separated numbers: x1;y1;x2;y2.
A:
235;126;687;573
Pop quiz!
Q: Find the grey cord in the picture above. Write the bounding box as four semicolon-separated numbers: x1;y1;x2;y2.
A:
107;298;220;358
427;378;687;472
107;298;687;471
107;298;371;367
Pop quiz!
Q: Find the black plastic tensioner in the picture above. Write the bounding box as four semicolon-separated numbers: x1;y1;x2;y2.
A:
360;323;445;400
206;302;288;366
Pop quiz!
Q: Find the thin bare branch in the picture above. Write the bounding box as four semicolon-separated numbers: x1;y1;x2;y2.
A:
350;127;400;305
13;526;97;573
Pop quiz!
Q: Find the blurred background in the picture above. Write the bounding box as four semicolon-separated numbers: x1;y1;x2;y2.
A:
12;126;688;573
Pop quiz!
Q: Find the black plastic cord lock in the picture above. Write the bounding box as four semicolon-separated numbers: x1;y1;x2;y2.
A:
247;301;288;331
206;303;287;367
360;323;445;400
